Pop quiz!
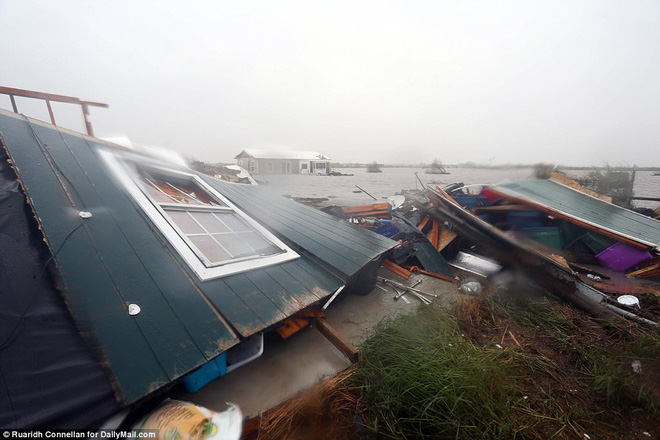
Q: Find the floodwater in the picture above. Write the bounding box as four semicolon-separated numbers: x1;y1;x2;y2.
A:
260;167;660;209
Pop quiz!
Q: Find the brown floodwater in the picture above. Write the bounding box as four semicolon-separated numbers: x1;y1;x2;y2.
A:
259;167;660;209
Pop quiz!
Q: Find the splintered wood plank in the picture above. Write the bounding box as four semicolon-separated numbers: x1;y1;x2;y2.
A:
437;226;458;251
417;215;431;232
383;259;411;279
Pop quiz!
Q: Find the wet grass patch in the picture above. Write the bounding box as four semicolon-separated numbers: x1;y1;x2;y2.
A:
352;295;660;439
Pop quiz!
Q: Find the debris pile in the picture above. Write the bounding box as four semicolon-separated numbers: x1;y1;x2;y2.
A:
324;175;660;325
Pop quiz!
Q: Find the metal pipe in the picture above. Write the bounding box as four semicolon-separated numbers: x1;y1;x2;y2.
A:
355;185;377;201
394;279;422;300
378;277;438;298
322;285;346;310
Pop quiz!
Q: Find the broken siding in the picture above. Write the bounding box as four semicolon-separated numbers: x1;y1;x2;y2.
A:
491;180;660;249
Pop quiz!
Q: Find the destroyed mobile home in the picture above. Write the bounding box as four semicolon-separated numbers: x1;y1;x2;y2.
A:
323;176;660;326
0;108;396;429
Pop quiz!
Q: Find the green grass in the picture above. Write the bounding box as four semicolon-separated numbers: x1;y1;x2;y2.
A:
352;304;523;439
351;295;660;439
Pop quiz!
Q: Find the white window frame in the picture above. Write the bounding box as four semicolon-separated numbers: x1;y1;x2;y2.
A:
99;149;299;281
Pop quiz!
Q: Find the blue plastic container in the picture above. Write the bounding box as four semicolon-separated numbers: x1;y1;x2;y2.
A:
183;352;227;393
374;222;400;238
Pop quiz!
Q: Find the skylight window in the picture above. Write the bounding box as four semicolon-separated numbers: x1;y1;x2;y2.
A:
100;150;298;280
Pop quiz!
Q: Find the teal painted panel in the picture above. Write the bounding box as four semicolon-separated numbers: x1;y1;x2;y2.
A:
235;184;396;249
0;115;169;403
493;180;660;248
28;123;207;380
413;241;453;277
208;187;363;274
226;181;396;252
203;177;396;276
283;255;346;294
263;262;338;303
245;270;314;318
69;139;239;359
223;275;286;335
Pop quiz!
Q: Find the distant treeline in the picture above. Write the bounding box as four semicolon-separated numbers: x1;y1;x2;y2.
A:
331;162;660;171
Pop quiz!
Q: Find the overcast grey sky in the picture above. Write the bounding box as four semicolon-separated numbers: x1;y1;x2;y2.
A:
1;1;658;166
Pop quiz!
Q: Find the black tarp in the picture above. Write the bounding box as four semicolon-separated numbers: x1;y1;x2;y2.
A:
0;151;120;428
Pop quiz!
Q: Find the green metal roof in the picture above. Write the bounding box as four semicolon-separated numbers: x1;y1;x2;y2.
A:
202;176;396;278
0;109;392;405
491;179;660;249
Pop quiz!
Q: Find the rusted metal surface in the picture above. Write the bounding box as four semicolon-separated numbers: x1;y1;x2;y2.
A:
0;85;108;136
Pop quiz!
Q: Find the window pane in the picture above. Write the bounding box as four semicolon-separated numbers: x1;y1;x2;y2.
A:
213;233;245;259
189;235;231;263
191;211;230;233
241;231;281;255
139;171;223;206
166;210;204;234
211;232;277;259
215;213;251;232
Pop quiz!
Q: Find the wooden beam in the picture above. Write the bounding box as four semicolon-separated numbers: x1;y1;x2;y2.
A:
415;268;454;283
315;318;358;363
0;86;108;108
383;258;411;279
418;215;431;231
45;99;56;125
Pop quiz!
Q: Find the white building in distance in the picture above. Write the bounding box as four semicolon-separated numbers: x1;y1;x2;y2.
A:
235;149;332;175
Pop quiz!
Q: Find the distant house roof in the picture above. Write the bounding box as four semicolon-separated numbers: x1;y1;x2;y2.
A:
0;109;393;425
235;148;331;161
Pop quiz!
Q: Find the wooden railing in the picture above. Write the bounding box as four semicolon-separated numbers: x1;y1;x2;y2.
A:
0;86;108;136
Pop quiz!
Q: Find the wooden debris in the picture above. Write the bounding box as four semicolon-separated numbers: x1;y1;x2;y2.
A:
627;260;660;279
550;171;612;203
436;226;457;251
549;254;571;269
383;258;411;279
275;306;325;339
418;215;431;232
341;202;390;218
315;318;359;362
508;331;523;349
427;220;440;248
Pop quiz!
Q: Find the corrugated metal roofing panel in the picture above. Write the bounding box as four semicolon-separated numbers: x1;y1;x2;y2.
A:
0;109;372;405
202;177;397;277
491;179;660;249
0;112;244;404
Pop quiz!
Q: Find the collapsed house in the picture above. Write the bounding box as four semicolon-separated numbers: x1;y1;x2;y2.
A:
0;109;395;428
330;176;660;325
